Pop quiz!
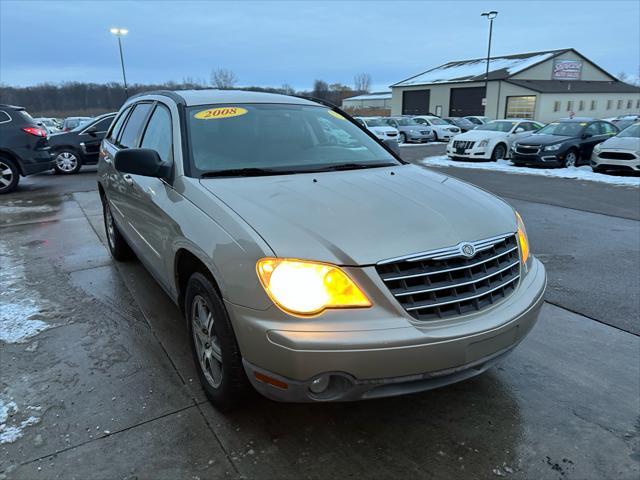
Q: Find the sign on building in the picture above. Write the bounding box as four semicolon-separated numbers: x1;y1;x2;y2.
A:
552;60;583;80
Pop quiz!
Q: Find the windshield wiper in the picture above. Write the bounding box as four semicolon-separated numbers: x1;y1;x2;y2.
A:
201;167;296;178
313;162;397;172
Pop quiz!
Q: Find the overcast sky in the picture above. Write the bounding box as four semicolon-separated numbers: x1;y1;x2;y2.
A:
1;0;639;90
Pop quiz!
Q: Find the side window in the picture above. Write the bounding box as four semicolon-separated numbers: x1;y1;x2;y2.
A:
584;123;600;136
92;116;115;132
140;105;173;163
0;110;10;123
601;123;617;135
118;103;153;148
107;107;131;143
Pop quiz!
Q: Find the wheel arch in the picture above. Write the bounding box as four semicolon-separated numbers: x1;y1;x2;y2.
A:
174;248;223;315
0;149;24;175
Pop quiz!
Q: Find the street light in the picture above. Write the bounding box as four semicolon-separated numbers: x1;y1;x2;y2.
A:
481;11;498;114
110;28;129;98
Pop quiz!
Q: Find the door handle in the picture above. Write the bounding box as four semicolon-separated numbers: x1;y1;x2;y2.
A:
123;174;134;185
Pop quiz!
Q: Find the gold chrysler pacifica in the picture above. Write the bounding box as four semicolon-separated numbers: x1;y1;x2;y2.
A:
97;89;546;408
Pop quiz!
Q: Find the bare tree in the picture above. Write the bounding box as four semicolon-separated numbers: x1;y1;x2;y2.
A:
211;68;238;89
354;72;371;93
312;80;330;100
618;72;628;82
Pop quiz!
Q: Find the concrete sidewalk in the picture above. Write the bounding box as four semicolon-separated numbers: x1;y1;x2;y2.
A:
1;191;638;479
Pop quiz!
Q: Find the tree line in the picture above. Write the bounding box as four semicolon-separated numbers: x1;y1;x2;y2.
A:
0;70;374;118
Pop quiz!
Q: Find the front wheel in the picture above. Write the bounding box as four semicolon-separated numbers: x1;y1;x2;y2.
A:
563;150;579;168
432;131;439;142
0;157;20;194
186;272;249;410
54;150;82;174
491;144;506;161
399;132;407;144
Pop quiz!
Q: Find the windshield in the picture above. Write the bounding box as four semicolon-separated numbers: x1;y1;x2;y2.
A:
536;122;584;136
618;123;640;138
429;118;449;125
397;118;419;126
475;121;516;132
364;118;385;127
186;104;399;175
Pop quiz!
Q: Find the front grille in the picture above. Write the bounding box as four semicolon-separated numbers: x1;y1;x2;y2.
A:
453;140;475;150
598;151;636;160
420;131;430;135
376;234;520;321
387;132;398;137
516;145;540;155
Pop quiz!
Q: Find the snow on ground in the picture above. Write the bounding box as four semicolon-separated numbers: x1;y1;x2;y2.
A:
422;156;640;187
0;397;41;444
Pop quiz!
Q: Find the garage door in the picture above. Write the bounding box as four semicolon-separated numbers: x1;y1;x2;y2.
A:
449;87;486;116
402;90;430;115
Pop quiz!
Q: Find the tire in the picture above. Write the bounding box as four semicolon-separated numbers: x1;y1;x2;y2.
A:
491;144;507;161
432;131;439;142
399;132;407;144
562;149;579;168
53;149;82;174
0;156;20;194
102;197;134;260
186;272;249;410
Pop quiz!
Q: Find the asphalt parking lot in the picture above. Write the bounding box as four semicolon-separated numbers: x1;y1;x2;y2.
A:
1;155;638;479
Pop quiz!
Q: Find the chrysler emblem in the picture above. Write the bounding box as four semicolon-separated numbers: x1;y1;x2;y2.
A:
460;242;476;258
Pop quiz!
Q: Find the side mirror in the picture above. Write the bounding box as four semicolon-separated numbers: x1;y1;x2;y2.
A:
383;138;401;156
86;126;98;136
514;127;525;133
114;148;171;178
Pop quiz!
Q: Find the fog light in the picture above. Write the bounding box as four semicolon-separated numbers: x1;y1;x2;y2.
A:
309;375;330;394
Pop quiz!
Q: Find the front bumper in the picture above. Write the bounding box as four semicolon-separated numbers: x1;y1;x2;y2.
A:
405;132;431;143
229;257;546;402
446;144;491;160
511;149;563;166
591;150;640;171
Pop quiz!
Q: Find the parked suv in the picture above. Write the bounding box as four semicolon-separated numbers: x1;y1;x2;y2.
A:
98;90;546;408
511;118;618;167
382;116;432;143
49;112;116;174
0;104;54;194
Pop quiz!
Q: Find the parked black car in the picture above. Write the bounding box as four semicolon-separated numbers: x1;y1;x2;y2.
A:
0;104;54;194
511;118;619;167
443;117;477;132
49;112;116;174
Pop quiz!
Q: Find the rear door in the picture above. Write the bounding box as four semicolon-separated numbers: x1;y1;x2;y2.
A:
78;115;115;164
579;122;608;160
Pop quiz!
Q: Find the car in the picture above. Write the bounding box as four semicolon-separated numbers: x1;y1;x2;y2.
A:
48;112;116;174
35;117;61;134
0;104;54;194
382;116;432;143
511;118;619;167
62;116;92;132
611;115;640;132
354;117;400;142
443;117;477;132
97;89;546;408
446;120;545;161
591;122;640;174
464;116;491;126
412;116;461;141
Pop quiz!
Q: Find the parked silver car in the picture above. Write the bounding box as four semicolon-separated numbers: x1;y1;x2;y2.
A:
382;116;433;143
591;122;640;173
98;90;546;408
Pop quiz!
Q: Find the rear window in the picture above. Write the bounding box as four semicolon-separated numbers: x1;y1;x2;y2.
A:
186;104;398;175
0;111;10;123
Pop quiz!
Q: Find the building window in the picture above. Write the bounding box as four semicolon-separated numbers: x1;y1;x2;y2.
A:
617;100;623;109
590;100;597;110
566;101;574;112
553;101;561;112
607;100;612;110
578;100;584;111
627;99;633;109
505;96;536;120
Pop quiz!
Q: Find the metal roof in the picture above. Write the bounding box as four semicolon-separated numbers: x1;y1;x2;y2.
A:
343;92;392;101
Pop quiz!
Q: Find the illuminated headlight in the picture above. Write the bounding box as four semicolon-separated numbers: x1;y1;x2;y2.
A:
515;211;531;272
256;258;371;316
544;143;562;151
477;139;489;147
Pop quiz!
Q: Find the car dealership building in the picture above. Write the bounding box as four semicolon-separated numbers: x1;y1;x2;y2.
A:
390;48;640;123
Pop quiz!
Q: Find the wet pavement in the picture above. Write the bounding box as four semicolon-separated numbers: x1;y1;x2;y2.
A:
0;173;639;479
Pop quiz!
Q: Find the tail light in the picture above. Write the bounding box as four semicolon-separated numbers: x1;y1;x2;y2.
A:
22;126;48;137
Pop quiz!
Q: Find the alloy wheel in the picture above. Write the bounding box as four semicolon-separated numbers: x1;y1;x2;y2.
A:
104;203;116;250
0;160;13;189
56;152;78;172
565;151;577;167
191;295;223;388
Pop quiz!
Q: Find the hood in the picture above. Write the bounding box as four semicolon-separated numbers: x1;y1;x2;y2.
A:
199;165;516;265
600;136;640;150
521;134;572;146
454;130;508;141
369;126;397;134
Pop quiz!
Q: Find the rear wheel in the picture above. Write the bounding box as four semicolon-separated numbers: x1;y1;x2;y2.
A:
102;198;133;260
186;272;249;410
0;157;19;194
54;150;82;174
491;144;506;161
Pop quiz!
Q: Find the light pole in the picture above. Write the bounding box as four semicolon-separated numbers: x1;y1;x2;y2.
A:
481;11;498;114
110;28;129;98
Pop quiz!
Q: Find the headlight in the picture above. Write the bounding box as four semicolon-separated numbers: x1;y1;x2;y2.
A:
544;143;562;151
515;211;531;269
256;258;371;316
478;139;489;147
593;143;602;153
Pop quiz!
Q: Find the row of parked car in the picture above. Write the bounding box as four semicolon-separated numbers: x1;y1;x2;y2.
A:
354;112;639;174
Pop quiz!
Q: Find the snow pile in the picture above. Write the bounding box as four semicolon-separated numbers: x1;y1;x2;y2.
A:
0;398;41;444
422;156;640;187
396;53;555;86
